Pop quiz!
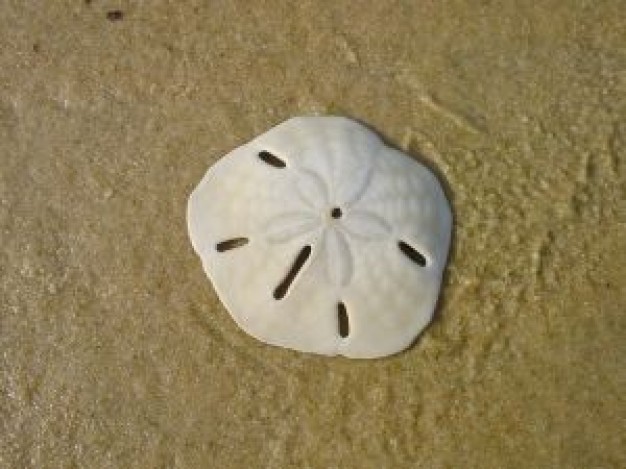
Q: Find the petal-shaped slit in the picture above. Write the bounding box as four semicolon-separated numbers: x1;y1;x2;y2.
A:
263;212;319;243
324;228;353;287
342;210;391;240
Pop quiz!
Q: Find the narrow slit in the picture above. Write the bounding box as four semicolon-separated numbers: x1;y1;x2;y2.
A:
216;237;249;252
273;245;311;300
258;150;286;168
398;241;426;267
337;302;349;338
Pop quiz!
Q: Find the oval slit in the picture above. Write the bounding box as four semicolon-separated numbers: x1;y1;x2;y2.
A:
338;302;349;338
398;241;426;267
273;245;311;300
216;237;249;252
258;151;286;168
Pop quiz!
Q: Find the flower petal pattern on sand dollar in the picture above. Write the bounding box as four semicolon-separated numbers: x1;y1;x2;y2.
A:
336;162;372;207
324;227;353;287
263;212;319;243
342;210;391;240
295;168;328;209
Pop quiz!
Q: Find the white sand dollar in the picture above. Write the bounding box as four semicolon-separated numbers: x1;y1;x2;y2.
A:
187;116;452;358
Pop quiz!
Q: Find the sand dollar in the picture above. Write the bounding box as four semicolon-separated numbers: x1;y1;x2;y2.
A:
187;116;452;358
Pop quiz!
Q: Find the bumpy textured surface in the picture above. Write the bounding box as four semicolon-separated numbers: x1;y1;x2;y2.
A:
1;1;625;468
188;117;452;358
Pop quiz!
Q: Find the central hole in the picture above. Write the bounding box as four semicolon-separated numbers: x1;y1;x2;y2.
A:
331;207;342;219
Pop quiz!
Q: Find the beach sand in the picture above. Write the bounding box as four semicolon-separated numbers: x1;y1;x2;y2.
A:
1;1;624;467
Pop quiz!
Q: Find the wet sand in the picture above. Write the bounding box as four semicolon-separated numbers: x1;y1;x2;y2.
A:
1;1;624;468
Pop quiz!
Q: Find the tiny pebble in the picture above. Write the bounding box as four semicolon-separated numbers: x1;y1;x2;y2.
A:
107;10;124;21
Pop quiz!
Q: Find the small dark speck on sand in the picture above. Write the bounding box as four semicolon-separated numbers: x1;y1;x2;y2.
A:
106;10;124;21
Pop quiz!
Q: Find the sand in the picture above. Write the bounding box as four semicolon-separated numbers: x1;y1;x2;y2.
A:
1;1;624;468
